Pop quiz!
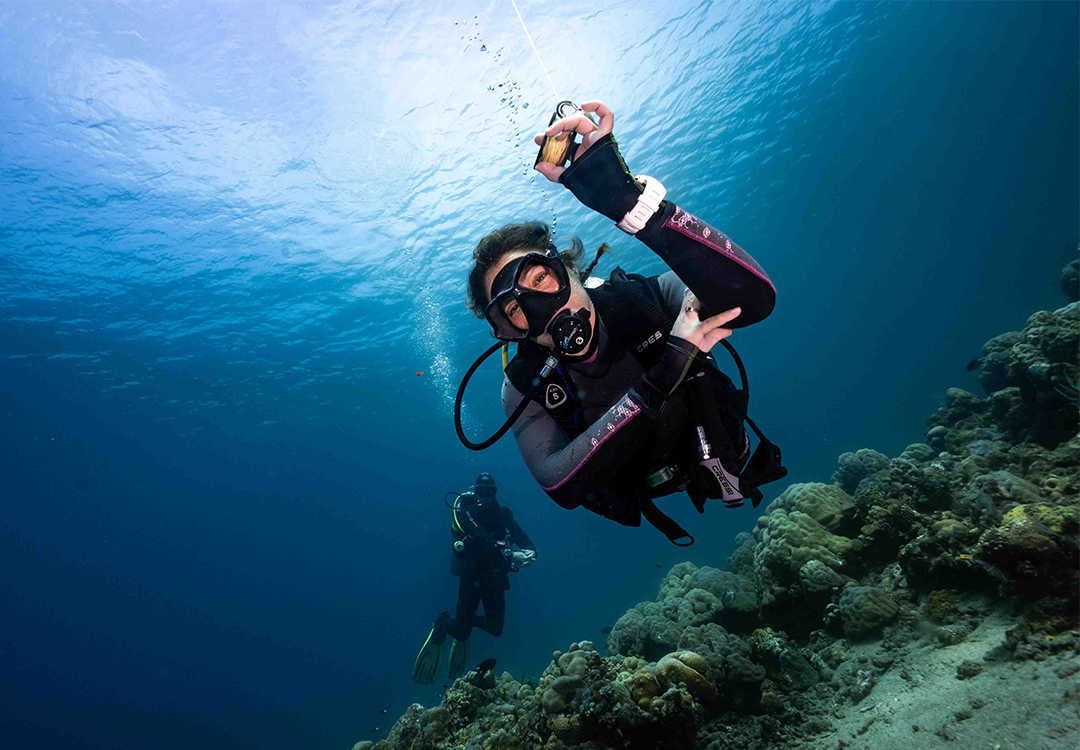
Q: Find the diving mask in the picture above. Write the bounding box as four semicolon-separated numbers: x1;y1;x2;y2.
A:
483;250;572;341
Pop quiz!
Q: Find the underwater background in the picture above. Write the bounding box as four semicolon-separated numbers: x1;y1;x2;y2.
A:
0;1;1076;748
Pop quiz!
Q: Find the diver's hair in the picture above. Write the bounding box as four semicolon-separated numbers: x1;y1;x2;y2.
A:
581;243;609;281
466;222;583;318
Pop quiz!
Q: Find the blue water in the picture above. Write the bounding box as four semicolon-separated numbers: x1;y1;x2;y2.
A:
1;1;1075;748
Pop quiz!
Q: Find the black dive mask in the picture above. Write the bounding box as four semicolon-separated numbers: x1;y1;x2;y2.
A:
484;250;571;341
473;472;497;498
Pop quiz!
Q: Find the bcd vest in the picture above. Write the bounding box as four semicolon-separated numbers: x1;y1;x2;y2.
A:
505;268;786;545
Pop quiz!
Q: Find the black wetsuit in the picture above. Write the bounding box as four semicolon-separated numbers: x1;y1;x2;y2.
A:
446;497;535;641
502;201;776;524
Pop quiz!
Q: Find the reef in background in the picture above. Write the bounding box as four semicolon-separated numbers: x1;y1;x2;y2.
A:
357;260;1079;750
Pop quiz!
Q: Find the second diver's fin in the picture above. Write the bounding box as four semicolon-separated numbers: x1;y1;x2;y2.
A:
412;615;449;684
447;637;469;680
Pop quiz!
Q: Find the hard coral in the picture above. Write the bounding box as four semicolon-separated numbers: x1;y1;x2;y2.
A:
971;303;1079;447
678;623;765;704
924;589;956;624
833;585;899;639
833;449;890;494
765;482;858;534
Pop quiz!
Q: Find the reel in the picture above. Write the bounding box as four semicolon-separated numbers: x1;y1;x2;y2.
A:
535;100;582;167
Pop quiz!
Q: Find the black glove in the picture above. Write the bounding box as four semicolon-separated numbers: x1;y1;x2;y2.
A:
559;133;644;222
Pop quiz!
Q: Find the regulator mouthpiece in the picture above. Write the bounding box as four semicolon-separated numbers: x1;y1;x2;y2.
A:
547;307;592;356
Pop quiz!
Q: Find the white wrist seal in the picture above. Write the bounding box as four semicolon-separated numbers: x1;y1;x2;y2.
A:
616;175;666;234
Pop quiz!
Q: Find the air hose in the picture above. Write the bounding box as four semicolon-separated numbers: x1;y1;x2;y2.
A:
454;342;531;450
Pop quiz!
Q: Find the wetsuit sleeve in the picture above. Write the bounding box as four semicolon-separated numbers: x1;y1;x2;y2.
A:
501;337;699;517
636;202;775;327
559;133;775;326
656;271;689;315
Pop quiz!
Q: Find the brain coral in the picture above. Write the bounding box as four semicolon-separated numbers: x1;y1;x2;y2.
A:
765;482;857;534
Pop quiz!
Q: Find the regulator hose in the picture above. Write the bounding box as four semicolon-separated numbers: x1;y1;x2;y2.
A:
454;341;531;450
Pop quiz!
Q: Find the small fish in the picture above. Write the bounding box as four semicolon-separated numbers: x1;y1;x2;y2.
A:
655;563;663;569
956;553;972;560
380;708;388;714
965;359;981;372
370;726;379;733
600;624;613;635
476;657;497;675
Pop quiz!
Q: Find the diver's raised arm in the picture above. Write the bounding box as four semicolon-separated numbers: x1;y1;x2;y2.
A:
533;101;775;326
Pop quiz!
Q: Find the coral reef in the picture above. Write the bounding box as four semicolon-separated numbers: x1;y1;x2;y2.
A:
1062;256;1078;302
962;302;1078;447
829;585;899;639
832;448;889;494
359;260;1080;750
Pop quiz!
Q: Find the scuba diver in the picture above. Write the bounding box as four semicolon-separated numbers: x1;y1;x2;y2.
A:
454;100;787;546
412;473;536;684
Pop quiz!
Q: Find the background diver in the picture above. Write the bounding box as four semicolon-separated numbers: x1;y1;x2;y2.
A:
456;100;787;546
412;473;536;684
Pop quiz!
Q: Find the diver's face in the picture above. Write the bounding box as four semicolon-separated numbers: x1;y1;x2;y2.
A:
484;248;595;352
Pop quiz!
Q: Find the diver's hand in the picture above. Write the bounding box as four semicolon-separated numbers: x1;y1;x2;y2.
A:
533;100;614;182
508;549;536;571
672;292;740;352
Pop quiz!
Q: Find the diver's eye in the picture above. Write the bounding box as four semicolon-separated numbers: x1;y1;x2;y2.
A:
522;265;559;293
504;300;521;320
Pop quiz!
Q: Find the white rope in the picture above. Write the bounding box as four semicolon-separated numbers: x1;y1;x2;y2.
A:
509;0;561;103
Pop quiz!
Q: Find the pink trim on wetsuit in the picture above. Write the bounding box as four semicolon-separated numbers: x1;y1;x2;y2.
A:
663;208;776;293
542;395;641;491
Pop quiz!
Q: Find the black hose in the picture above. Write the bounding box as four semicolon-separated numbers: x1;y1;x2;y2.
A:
719;339;748;398
454;341;531;450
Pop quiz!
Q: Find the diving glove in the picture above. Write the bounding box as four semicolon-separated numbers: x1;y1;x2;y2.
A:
559;133;645;222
